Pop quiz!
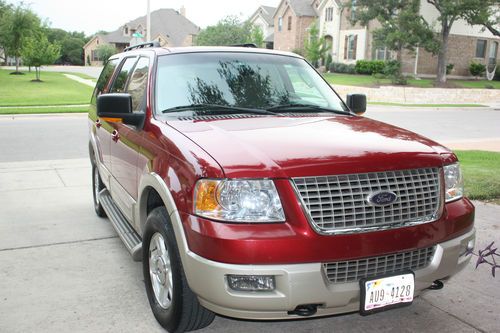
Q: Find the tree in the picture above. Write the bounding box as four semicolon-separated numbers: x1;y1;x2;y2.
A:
96;44;117;62
21;33;60;81
251;26;265;48
462;2;500;37
347;0;438;80
0;0;12;63
46;28;89;65
426;0;499;84
304;21;331;68
196;16;252;46
0;3;41;73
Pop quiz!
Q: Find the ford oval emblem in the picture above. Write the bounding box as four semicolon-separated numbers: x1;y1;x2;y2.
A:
367;191;398;207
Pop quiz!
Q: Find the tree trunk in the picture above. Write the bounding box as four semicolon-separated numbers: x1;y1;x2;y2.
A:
15;56;20;73
436;19;450;84
397;46;403;77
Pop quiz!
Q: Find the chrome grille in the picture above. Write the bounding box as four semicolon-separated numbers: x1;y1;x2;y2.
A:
323;246;436;284
293;168;441;233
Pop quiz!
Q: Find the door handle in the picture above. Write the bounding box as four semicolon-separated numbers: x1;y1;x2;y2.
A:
95;119;102;128
112;130;120;142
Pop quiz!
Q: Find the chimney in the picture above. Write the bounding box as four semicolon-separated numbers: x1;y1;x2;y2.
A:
180;5;186;17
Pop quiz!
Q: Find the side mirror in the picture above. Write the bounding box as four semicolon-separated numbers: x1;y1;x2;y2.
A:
346;94;367;115
97;93;145;127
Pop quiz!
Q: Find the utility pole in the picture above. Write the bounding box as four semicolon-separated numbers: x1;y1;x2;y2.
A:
147;0;151;41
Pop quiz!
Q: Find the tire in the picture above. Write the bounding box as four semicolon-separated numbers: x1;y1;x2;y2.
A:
143;207;215;332
92;164;106;217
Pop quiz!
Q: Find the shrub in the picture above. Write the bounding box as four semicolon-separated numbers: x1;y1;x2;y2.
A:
325;53;333;70
446;63;454;75
355;60;385;75
494;66;500;81
329;62;356;74
469;62;486;77
382;60;407;85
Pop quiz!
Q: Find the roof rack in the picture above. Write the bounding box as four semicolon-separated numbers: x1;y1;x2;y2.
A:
229;43;257;48
124;41;161;52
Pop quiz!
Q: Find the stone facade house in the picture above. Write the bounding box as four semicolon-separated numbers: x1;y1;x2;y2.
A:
249;5;277;49
83;8;199;66
314;0;499;77
273;0;318;52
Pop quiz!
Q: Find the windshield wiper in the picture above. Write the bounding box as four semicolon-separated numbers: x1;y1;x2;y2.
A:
266;103;352;116
161;104;277;116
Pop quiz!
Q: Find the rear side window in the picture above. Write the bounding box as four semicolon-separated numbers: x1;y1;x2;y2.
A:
126;57;150;111
92;58;119;103
110;57;137;93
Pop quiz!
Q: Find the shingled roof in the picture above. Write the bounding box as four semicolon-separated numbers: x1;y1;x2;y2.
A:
101;8;199;46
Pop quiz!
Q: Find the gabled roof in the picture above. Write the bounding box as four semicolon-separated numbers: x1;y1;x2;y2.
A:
273;0;317;18
249;6;277;26
99;8;199;46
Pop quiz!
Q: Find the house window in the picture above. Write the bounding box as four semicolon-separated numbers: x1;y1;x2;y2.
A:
278;17;283;32
489;41;498;66
476;39;487;58
288;16;292;31
325;7;334;22
124;26;129;35
374;47;387;60
344;35;357;60
91;50;99;61
351;0;357;20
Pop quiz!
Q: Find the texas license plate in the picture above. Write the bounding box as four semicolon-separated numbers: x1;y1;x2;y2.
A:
360;272;415;315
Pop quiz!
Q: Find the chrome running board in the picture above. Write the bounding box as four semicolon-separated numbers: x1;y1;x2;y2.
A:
99;189;142;261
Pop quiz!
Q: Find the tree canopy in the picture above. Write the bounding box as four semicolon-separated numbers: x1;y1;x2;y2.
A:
45;28;89;65
304;21;331;68
0;3;41;72
96;44;117;62
196;16;253;46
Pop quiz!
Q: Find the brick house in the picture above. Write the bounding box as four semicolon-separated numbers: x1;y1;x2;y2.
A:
273;0;318;52
314;0;499;77
83;8;199;66
249;6;277;49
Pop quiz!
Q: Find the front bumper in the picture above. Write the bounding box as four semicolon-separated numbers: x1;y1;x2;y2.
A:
183;228;475;320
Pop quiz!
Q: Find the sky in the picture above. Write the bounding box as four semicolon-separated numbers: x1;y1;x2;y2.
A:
6;0;278;35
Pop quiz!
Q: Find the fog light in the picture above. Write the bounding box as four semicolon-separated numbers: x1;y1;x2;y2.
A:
227;275;275;292
460;239;475;257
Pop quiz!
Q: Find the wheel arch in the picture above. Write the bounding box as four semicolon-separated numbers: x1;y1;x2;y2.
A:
137;173;191;259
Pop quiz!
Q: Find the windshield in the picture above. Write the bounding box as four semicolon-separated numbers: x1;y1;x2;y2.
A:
155;52;348;114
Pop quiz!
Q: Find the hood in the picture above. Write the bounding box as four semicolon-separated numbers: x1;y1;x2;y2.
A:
166;115;451;178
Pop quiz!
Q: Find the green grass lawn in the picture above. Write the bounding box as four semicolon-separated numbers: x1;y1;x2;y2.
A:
455;150;500;202
323;73;500;89
0;69;93;107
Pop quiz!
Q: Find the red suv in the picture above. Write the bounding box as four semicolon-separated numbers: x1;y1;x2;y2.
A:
89;43;475;332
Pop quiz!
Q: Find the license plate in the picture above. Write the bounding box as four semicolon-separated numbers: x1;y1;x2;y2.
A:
360;271;415;315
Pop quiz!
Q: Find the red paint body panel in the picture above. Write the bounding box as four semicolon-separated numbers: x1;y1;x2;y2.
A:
180;181;474;265
166;116;452;179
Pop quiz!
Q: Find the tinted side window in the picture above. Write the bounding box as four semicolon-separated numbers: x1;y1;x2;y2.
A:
110;57;137;93
126;57;150;111
92;58;119;103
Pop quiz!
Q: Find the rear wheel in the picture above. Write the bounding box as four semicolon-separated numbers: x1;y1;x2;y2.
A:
92;164;106;217
143;207;215;332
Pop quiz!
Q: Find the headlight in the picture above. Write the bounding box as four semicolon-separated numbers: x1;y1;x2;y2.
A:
194;179;285;222
444;163;464;202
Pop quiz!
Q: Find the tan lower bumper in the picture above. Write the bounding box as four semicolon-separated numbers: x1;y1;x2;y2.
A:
183;228;475;320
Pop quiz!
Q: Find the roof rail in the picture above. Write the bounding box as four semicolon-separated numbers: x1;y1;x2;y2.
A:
124;41;161;52
229;43;257;48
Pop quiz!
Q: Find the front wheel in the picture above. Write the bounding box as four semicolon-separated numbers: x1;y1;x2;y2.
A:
143;207;215;332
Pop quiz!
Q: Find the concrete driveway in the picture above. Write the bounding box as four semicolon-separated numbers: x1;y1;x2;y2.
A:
0;163;499;333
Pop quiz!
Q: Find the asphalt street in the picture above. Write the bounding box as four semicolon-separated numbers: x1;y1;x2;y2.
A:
1;108;499;332
1;106;499;162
